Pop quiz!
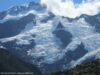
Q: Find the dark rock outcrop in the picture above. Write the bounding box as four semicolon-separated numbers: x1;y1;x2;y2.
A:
53;22;72;48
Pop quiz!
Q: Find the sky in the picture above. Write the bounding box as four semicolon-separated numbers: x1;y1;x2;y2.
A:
0;0;82;11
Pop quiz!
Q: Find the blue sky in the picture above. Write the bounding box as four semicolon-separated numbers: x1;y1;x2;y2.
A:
74;0;82;3
0;0;82;12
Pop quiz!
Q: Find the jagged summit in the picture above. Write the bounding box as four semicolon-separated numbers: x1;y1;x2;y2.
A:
0;1;46;20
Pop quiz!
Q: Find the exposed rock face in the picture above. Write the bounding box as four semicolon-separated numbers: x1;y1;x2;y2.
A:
53;22;73;48
0;14;36;38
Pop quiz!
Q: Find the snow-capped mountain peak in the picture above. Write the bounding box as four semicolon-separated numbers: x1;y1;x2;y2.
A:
0;1;100;75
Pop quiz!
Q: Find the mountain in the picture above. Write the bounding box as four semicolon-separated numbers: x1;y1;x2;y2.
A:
51;59;100;75
0;1;100;75
0;48;42;75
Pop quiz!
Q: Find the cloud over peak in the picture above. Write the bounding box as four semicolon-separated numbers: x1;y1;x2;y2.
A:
41;0;100;18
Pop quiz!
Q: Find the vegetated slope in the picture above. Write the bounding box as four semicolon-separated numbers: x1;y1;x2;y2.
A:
0;48;42;75
51;59;100;75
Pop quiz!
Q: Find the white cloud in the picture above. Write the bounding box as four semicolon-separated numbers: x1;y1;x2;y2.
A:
41;0;100;18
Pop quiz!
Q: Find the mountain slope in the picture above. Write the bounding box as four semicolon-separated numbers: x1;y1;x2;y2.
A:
51;59;100;75
0;48;42;75
0;1;100;75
